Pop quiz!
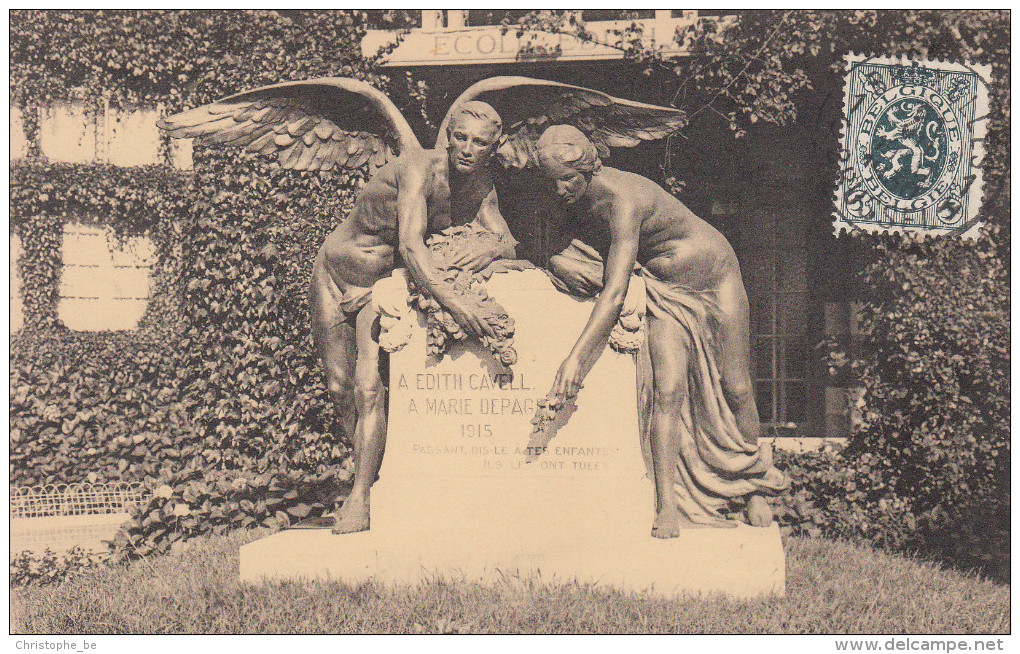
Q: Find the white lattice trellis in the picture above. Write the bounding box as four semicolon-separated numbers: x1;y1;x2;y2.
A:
10;482;148;519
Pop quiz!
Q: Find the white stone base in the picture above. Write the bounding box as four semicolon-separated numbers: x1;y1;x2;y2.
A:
240;522;784;598
240;270;785;598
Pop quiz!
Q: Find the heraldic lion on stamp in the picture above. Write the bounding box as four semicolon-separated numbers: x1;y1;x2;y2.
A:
834;54;991;238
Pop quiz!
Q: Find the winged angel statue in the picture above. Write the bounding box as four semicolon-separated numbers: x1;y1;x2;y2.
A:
159;76;686;534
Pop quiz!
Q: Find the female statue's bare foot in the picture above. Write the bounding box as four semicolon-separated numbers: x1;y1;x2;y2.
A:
651;509;682;538
746;494;773;527
651;509;738;536
332;496;370;535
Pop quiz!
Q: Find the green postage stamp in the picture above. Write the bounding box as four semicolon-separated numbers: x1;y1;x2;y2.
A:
834;54;991;238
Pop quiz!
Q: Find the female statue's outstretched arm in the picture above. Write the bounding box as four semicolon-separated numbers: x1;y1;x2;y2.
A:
551;206;641;400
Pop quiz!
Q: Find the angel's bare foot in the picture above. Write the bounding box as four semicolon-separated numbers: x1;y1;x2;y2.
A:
746;494;773;527
651;508;739;535
332;495;369;534
651;509;682;538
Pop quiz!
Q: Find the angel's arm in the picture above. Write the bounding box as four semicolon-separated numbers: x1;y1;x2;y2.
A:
551;203;640;399
396;156;495;338
395;155;446;299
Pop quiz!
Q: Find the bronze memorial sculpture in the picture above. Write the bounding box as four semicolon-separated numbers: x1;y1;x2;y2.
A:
159;76;780;538
534;125;789;534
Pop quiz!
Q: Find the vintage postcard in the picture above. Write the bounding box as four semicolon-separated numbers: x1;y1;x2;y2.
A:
9;9;1009;645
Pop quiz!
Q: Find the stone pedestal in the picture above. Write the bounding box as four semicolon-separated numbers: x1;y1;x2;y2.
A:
240;269;785;598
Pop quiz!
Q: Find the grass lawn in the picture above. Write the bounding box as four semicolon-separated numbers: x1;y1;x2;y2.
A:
10;529;1009;634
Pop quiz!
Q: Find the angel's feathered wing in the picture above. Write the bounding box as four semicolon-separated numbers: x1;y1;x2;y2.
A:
436;76;687;168
158;78;420;173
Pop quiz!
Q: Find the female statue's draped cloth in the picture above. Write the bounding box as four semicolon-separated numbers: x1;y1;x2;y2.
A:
638;267;788;524
548;240;789;525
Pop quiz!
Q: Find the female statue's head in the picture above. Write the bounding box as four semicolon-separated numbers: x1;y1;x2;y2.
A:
536;125;602;205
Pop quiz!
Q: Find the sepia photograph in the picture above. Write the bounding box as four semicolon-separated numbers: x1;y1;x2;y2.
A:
8;8;1010;643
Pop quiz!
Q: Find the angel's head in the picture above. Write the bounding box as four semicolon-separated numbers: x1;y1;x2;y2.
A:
536;125;602;206
446;101;502;174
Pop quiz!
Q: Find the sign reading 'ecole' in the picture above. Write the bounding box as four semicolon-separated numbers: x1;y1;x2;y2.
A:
361;21;691;66
428;30;609;60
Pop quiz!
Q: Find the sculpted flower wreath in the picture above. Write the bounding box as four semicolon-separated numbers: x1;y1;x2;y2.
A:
407;224;527;369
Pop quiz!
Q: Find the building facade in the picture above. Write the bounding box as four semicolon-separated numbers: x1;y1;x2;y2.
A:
360;10;860;446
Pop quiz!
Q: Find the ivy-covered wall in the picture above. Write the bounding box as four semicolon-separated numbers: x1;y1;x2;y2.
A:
10;11;422;550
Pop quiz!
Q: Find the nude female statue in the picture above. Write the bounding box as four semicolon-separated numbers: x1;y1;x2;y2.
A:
535;125;788;536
